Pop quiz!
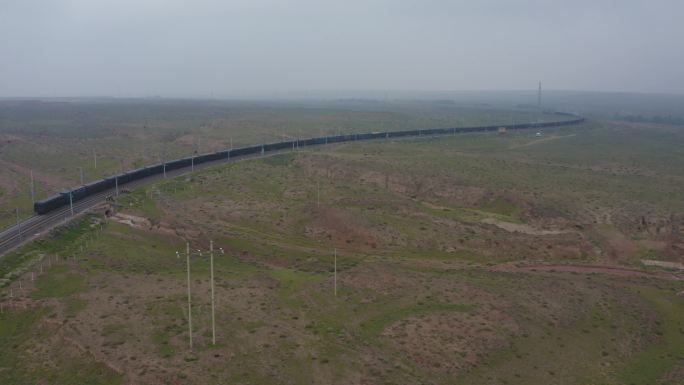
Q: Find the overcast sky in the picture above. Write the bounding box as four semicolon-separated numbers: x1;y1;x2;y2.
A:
1;0;683;97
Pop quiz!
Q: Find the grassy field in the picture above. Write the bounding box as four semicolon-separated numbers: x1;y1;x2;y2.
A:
0;98;561;228
0;100;683;384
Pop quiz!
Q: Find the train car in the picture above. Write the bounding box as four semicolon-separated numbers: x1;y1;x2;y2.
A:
32;112;584;215
65;186;89;201
302;137;327;146
195;151;225;165
229;145;261;157
166;157;192;171
34;194;69;215
149;163;165;177
83;178;113;196
388;129;419;138
264;141;294;152
326;135;346;144
125;167;148;183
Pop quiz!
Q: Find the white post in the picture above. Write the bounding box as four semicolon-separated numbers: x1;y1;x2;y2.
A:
186;242;193;349
317;179;320;207
30;170;35;206
163;163;166;179
69;192;74;217
115;177;119;196
31;272;34;281
334;248;337;297
230;137;233;150
16;208;21;240
191;156;194;172
210;240;216;345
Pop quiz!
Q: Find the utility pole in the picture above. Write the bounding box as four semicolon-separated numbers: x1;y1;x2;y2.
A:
16;208;21;240
78;167;84;185
69;192;74;216
93;150;97;169
29;170;35;206
115;177;119;196
191;156;194;172
210;240;216;345
163;162;166;179
317;179;320;207
334;248;337;297
186;242;193;349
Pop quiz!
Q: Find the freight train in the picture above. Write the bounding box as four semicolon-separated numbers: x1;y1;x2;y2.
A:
33;112;584;215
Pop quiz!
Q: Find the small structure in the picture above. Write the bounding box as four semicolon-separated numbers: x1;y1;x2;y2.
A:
535;131;542;137
497;127;508;135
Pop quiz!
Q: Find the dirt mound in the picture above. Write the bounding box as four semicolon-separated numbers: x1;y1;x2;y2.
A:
111;212;178;237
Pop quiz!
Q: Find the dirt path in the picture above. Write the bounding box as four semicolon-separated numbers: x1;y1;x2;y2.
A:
493;263;683;281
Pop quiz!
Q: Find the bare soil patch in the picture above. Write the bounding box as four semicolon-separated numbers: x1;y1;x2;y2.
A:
494;263;683;280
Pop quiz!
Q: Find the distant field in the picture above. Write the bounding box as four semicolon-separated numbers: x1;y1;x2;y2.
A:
0;109;682;384
0;98;561;228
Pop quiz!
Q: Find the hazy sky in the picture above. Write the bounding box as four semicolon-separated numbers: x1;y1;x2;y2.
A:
2;0;683;97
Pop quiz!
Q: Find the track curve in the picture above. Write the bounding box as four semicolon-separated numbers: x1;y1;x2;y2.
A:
0;112;584;257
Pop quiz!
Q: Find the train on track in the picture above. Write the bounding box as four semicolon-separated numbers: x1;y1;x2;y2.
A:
33;112;584;215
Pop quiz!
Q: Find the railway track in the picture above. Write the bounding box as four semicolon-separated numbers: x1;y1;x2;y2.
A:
0;115;584;257
0;152;249;256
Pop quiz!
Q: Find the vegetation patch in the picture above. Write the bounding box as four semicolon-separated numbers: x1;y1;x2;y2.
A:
31;265;85;299
362;302;475;339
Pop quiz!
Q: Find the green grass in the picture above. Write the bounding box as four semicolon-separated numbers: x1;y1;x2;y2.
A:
84;221;185;274
152;330;176;358
615;286;684;385
64;297;88;317
269;268;325;306
260;152;296;167
0;308;122;385
1;215;102;286
2;104;684;384
116;188;163;219
361;302;475;339
479;196;522;219
145;295;190;359
31;265;85;299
